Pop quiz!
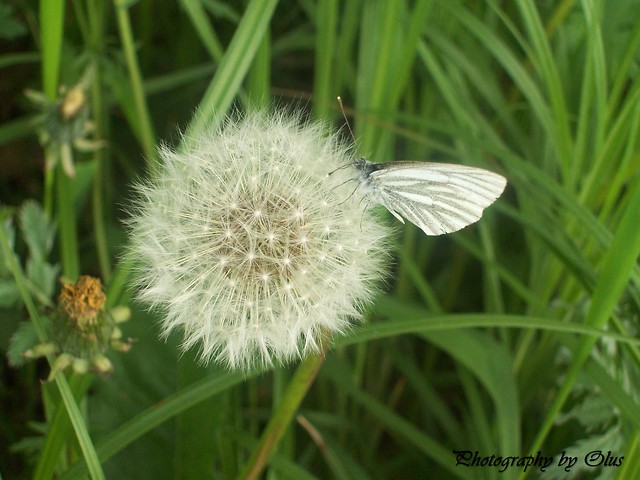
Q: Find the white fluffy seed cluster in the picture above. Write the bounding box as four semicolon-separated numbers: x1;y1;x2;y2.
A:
128;110;391;370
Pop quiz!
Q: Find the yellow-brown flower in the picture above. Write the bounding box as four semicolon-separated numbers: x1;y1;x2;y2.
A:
59;275;106;330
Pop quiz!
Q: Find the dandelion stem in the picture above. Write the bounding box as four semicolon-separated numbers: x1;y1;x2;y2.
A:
236;335;331;480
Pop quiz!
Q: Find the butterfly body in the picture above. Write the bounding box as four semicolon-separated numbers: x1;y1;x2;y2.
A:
353;158;507;236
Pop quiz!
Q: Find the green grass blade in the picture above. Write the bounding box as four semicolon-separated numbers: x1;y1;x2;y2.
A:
58;369;246;480
323;356;466;479
246;31;271;106
334;313;640;351
185;0;279;139
313;0;338;118
584;357;640;431
115;0;158;171
180;0;225;61
524;179;640;464
515;0;573;182
33;375;93;480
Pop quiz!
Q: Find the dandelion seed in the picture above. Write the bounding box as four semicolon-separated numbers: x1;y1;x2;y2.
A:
127;110;391;370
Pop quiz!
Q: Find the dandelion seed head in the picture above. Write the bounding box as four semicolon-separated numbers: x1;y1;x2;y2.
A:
127;110;392;370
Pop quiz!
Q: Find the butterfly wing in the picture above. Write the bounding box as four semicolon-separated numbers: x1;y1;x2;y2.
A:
367;162;507;236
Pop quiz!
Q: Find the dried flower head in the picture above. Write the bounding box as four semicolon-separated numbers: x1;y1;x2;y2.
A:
18;275;133;378
25;67;105;178
128;110;392;370
59;274;106;330
53;276;131;376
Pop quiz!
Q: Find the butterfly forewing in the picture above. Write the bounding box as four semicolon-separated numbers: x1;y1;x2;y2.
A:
365;162;506;236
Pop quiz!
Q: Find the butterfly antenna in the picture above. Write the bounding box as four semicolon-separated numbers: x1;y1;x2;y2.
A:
327;163;354;176
337;96;356;143
326;97;359;177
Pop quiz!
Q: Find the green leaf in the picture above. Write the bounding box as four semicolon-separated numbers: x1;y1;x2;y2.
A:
20;201;55;260
7;321;40;367
0;4;28;40
0;217;15;276
0;280;20;307
26;258;59;300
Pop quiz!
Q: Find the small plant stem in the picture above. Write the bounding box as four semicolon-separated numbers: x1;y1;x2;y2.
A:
235;335;331;480
87;0;111;281
56;164;80;280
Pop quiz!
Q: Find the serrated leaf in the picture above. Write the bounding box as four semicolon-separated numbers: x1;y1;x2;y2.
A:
25;257;59;301
571;394;617;432
0;280;20;307
20;201;55;260
7;321;40;367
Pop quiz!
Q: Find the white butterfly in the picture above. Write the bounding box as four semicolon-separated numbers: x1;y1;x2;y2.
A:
352;158;507;236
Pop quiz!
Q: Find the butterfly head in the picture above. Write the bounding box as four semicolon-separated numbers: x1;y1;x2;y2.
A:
353;157;381;177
